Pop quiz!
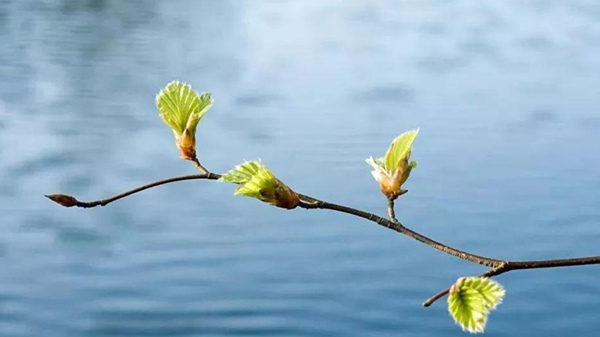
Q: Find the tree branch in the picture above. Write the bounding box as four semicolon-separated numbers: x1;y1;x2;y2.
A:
47;169;600;307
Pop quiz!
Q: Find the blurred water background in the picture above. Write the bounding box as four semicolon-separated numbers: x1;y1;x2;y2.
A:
1;0;600;336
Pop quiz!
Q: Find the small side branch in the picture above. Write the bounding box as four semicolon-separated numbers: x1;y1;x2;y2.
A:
423;255;600;307
191;157;209;174
422;263;509;307
46;173;218;208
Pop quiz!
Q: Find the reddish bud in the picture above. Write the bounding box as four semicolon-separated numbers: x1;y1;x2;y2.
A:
45;194;78;207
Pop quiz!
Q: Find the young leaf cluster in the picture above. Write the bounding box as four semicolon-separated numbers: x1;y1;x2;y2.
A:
220;160;300;209
448;277;505;333
366;129;419;199
156;81;213;160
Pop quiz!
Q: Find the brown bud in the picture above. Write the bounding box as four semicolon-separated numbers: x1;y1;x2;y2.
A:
176;129;197;160
45;194;78;207
256;179;300;210
379;158;413;200
273;180;300;209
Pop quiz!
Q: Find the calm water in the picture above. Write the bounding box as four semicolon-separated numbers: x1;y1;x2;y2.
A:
1;1;600;336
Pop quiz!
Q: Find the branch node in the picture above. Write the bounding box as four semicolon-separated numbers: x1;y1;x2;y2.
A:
191;157;209;174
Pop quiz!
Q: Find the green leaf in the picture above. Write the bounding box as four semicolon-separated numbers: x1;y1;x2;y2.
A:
220;161;264;184
366;129;420;199
235;169;279;199
220;160;278;199
185;92;213;136
220;160;300;209
383;128;419;174
448;277;505;334
156;81;213;136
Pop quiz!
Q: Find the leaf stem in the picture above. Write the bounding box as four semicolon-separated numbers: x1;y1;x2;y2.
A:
387;198;398;223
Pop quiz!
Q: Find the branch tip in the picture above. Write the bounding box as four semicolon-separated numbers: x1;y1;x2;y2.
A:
45;194;78;207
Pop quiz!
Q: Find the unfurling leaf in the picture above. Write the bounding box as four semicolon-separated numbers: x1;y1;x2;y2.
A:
220;160;300;209
448;277;505;334
384;129;419;175
156;81;213;160
366;128;419;200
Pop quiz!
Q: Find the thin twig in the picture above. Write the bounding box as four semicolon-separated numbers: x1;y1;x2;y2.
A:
191;157;209;174
45;173;218;208
47;170;600;305
298;194;503;268
387;198;398;223
48;175;502;267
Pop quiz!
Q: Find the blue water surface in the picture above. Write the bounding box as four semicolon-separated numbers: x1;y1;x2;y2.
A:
1;1;600;336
